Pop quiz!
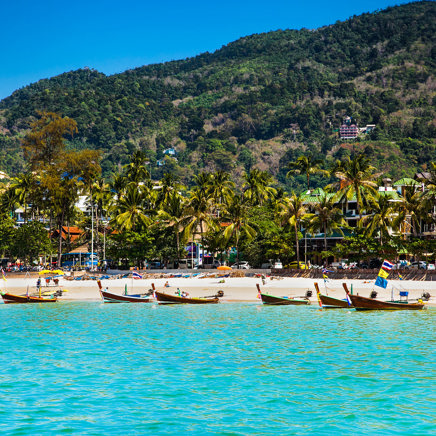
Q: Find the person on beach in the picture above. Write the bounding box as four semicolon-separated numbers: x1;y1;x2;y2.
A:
165;281;170;287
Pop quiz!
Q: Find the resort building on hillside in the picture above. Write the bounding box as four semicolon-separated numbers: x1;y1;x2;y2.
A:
339;116;376;139
163;148;177;156
339;123;359;139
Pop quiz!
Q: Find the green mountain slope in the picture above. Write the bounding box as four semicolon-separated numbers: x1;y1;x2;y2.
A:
0;1;435;189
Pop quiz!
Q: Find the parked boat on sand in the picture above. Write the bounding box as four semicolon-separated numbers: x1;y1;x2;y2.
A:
97;280;152;303
256;284;311;305
1;292;57;304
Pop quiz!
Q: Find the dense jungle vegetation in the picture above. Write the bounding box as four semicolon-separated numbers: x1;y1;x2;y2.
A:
0;1;435;192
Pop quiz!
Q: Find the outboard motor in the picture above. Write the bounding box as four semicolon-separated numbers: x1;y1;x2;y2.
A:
216;290;224;298
305;290;313;298
370;290;378;299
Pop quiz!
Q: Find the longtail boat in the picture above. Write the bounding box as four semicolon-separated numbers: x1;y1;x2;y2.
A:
152;284;221;304
256;284;311;305
342;283;425;311
314;282;351;308
1;292;57;304
98;280;152;303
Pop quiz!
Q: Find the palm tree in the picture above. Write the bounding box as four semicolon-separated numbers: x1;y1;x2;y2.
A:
110;173;128;198
208;170;235;215
222;195;257;265
124;150;150;186
287;155;328;192
0;187;20;219
184;186;214;259
361;192;398;247
277;193;309;268
112;186;151;232
243;169;276;206
330;153;378;220
307;193;346;251
156;173;184;207
393;186;427;238
91;178;113;259
11;172;36;223
158;191;189;266
193;172;213;195
48;174;80;267
420;162;436;229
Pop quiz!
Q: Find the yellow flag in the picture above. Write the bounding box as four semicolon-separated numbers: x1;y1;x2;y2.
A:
378;268;389;279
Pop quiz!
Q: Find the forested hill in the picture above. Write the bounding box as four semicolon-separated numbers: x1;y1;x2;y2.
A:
0;1;435;190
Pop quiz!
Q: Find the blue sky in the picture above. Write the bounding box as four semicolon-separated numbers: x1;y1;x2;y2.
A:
1;0;413;100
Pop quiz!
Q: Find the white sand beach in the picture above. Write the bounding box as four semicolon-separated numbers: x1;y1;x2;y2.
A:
1;273;436;306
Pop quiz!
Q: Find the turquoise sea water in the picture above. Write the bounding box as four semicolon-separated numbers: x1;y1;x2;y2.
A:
0;303;434;435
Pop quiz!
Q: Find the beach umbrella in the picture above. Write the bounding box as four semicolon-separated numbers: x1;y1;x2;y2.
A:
217;266;232;271
39;269;64;275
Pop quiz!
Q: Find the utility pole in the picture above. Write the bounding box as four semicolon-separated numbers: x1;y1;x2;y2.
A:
91;201;94;271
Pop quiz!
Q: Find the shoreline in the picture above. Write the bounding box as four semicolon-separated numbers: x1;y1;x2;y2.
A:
1;276;436;306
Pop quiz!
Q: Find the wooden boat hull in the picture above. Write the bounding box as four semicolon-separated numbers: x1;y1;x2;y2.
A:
256;284;310;305
319;293;350;308
314;283;351;308
260;293;310;305
99;289;152;303
1;293;57;304
154;290;219;304
342;283;425;311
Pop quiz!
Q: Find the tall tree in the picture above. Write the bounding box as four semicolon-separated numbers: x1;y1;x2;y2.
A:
393;186;427;238
307;193;346;251
287;154;328;191
243;169;276;206
21;111;78;168
222;195;257;265
21;112;101;266
10;172;37;224
208;170;235;214
184;186;214;257
112;186;151;232
361;193;398;247
124;150;150;187
277;193;309;268
330;153;378;220
158;191;189;266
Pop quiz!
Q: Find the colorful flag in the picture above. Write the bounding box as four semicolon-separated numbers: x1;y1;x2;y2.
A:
378;268;389;279
323;274;329;280
322;268;333;275
375;275;388;289
381;260;394;271
132;271;143;279
1;268;6;281
399;273;403;280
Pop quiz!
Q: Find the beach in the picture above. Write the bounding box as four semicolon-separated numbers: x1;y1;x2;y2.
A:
2;273;436;305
